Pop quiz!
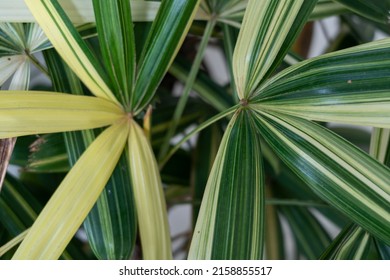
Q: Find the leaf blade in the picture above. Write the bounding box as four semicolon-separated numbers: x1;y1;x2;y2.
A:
128;119;172;260
253;38;390;128
12;120;129;259
24;0;119;104
92;0;136;106
233;0;316;99
252;111;390;244
189;110;265;259
133;0;201;113
0;91;123;138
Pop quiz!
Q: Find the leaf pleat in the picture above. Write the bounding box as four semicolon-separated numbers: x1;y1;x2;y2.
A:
252;111;390;244
189;110;264;259
0;91;123;138
12;120;129;259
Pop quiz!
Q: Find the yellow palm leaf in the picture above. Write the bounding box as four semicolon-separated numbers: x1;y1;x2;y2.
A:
0;91;124;138
12;120;129;259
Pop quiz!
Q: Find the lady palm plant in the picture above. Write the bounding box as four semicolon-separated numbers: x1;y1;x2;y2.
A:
0;0;389;260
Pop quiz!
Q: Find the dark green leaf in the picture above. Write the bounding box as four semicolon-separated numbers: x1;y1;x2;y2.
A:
93;0;136;106
132;0;200;113
45;48;137;260
334;0;390;24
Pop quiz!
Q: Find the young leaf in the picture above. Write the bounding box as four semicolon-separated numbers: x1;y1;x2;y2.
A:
189;110;264;259
0;91;124;138
12;120;129;259
127;119;172;260
253;38;390;128
252;111;390;245
24;0;119;104
132;0;201;113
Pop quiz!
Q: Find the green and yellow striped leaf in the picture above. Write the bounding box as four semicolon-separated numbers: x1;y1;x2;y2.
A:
132;0;201;113
93;0;135;106
25;0;119;104
232;0;316;99
45;48;137;260
320;223;373;260
252;38;390;128
12;120;129;259
370;128;390;165
189;110;264;259
26;134;69;173
252;111;390;244
127;119;171;260
0;91;124;139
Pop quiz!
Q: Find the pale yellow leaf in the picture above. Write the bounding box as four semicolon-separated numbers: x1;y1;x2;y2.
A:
0;91;124;139
12;120;129;259
128;119;172;260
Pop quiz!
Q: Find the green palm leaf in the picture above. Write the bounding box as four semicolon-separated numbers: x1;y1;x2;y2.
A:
132;0;201;113
232;0;316;99
252;38;390;128
320;223;373;260
252;111;390;244
93;0;136;106
12;120;129;259
189;110;264;259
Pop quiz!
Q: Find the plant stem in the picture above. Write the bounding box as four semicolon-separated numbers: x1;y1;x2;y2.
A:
158;103;240;170
158;19;217;162
0;229;29;257
27;52;49;78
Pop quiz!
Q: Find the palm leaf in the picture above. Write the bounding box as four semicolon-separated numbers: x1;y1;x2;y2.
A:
92;0;136;106
25;0;119;104
334;0;390;24
132;0;201;113
189;110;264;259
0;91;123;138
127;119;171;259
12;120;129;259
252;111;390;244
252;38;390;128
320;223;373;259
232;0;316;99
